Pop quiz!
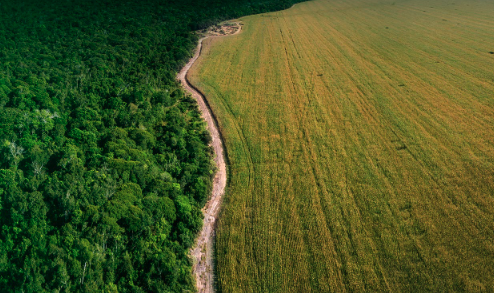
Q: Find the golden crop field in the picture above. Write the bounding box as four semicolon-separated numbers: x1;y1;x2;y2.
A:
188;0;494;291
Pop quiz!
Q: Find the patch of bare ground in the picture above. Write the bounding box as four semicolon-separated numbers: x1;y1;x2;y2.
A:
177;21;241;293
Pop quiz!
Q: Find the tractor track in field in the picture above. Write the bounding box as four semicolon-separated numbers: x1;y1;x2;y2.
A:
177;21;242;293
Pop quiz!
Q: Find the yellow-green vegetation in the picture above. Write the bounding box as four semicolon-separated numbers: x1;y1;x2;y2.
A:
189;0;494;291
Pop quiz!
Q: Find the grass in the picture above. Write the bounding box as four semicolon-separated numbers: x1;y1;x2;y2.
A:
188;0;494;291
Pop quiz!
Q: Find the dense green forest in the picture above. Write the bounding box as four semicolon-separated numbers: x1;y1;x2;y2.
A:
0;0;304;292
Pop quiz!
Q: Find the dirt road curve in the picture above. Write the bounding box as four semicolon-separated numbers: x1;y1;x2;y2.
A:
177;22;241;293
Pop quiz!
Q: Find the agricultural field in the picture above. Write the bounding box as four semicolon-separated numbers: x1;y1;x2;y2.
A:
188;0;494;291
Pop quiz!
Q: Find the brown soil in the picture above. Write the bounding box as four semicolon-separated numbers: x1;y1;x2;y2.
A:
177;21;241;293
205;22;242;36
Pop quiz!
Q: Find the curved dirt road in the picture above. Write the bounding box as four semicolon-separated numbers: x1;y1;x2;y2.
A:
177;22;241;293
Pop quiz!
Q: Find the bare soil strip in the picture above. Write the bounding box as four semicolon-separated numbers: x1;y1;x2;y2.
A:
177;22;241;293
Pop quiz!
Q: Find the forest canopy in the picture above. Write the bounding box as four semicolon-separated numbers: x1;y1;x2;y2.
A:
0;0;305;292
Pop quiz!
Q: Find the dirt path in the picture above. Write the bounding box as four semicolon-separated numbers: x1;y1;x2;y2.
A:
177;22;242;293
